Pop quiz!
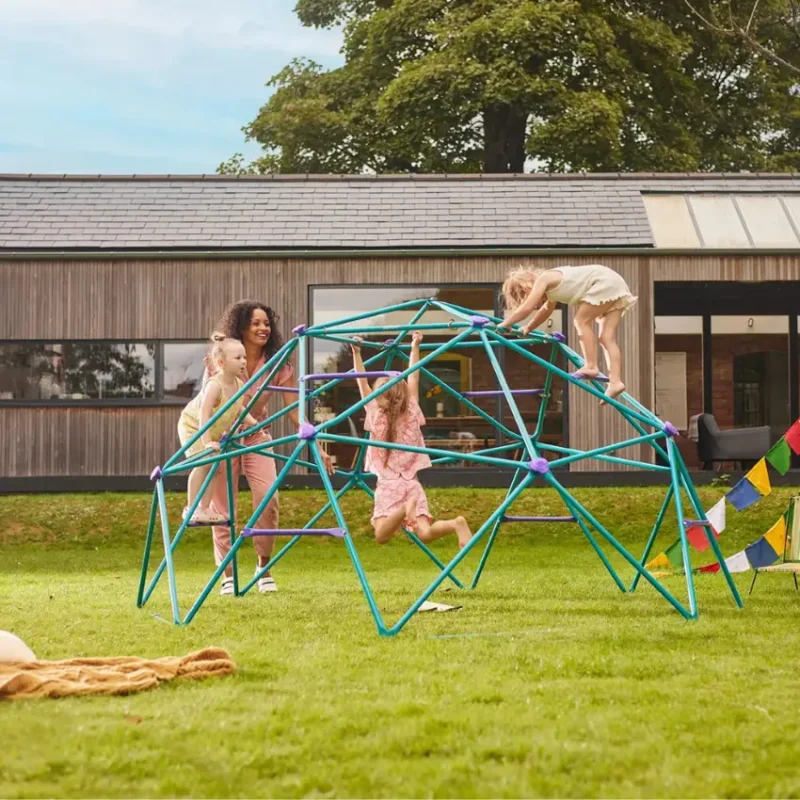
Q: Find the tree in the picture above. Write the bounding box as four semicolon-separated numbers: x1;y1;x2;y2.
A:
219;0;800;174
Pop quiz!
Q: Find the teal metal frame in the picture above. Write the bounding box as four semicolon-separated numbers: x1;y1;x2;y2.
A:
138;298;743;634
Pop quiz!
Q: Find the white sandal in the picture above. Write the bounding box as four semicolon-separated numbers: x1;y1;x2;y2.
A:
220;577;234;596
255;567;277;593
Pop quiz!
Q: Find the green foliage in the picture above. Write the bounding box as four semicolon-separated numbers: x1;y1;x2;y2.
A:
3;488;800;797
218;0;800;175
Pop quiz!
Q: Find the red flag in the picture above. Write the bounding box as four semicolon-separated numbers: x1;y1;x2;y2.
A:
686;525;718;552
785;420;800;455
697;563;721;573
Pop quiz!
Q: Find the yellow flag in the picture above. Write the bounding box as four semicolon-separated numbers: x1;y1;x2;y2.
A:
747;458;772;497
765;516;788;557
646;552;671;570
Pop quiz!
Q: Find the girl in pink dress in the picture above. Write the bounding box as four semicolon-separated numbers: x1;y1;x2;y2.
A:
351;332;472;548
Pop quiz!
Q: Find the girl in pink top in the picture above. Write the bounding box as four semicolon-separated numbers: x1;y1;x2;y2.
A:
351;332;472;548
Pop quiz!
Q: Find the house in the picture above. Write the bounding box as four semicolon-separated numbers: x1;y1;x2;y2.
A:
2;172;799;490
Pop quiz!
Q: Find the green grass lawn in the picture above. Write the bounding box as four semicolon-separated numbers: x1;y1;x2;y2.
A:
3;486;800;799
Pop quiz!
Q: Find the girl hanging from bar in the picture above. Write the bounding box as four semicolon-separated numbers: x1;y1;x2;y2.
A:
351;331;472;549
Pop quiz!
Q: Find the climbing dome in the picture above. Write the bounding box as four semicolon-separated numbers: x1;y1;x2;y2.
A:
138;297;742;635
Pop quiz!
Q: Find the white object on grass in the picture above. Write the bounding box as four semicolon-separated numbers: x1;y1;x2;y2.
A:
0;630;37;662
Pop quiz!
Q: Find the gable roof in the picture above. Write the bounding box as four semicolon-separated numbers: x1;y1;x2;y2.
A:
1;173;799;252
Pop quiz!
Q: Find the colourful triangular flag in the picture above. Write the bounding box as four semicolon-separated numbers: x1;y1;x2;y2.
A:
726;477;761;511
686;524;717;552
745;537;779;569
645;552;671;571
724;550;751;573
746;459;771;497
766;438;792;475
764;516;788;557
706;498;726;535
665;539;685;569
784;420;800;455
697;563;721;573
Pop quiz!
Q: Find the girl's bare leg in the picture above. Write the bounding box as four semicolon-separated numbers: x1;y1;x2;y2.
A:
598;309;625;400
572;302;602;377
416;515;472;548
187;465;212;510
373;505;407;544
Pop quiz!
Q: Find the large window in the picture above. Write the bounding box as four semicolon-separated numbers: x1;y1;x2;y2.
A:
0;340;208;404
310;285;566;471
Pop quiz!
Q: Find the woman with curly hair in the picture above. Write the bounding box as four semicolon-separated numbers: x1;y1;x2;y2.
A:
204;300;331;596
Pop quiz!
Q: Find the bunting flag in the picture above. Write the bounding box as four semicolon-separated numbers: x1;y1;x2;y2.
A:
745;537;780;569
697;563;721;573
764;516;788;557
645;552;671;571
788;498;800;562
724;550;751;573
686;524;717;552
726;477;761;511
746;459;772;498
665;540;685;568
785;420;800;455
766;438;792;475
706;498;726;534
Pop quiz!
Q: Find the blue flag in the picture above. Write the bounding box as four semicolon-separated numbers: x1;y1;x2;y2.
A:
745;537;779;569
726;478;761;511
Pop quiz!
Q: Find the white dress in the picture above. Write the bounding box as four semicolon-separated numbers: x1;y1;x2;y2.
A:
546;265;637;316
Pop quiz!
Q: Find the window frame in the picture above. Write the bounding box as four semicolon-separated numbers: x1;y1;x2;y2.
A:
0;338;208;407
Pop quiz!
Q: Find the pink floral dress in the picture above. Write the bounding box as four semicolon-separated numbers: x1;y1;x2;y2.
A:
364;397;432;530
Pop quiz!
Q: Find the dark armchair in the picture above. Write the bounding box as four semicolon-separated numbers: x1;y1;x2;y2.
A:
695;413;772;471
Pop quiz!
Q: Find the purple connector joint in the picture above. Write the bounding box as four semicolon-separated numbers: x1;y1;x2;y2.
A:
663;421;680;437
299;422;317;440
528;457;550;474
470;315;490;328
293;324;307;336
384;338;396;346
551;331;566;342
149;465;162;481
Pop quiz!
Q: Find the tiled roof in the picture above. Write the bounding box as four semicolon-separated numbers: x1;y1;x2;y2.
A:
0;173;798;251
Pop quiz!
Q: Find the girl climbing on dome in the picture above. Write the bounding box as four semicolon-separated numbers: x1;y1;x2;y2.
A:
350;331;472;548
500;264;637;401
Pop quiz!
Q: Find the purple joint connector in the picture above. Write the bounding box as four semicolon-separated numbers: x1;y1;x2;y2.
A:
299;422;317;440
528;457;550;474
219;434;228;447
242;527;346;539
551;331;566;342
664;421;680;437
570;371;610;383
470;315;490;328
683;519;713;528
149;465;162;481
292;324;307;335
384;339;396;346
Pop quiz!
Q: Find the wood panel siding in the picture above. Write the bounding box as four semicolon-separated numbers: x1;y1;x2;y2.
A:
2;253;799;477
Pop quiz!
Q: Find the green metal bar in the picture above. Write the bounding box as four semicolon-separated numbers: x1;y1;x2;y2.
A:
676;451;743;609
489;330;662;430
479;329;537;460
533;342;558;440
240;476;355;595
136;490;159;607
243;444;305;531
549;431;667;470
226;456;239;596
182;536;246;625
536;442;671;472
317;329;474;434
141;459;223;605
320;322;474;337
666;438;698;619
354;476;464;590
629;485;674;592
430;441;524;466
469;466;525;590
554;484;628;593
297;328;308;426
311;442;388;635
543;472;692;619
155;479;181;624
385;474;534;636
306;299;427;333
320;432;525;471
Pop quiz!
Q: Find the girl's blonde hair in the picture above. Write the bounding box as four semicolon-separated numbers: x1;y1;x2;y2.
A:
501;266;545;310
372;377;410;466
208;331;239;364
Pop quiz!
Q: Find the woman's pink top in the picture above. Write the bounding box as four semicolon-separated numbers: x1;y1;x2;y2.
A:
364;397;432;480
206;354;293;428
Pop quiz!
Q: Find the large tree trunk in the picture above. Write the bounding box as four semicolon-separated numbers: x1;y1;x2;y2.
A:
483;105;528;173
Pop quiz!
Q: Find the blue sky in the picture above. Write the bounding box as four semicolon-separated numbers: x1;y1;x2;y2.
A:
0;0;343;174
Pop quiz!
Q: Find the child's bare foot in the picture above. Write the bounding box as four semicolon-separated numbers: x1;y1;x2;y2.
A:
601;381;625;404
454;516;472;549
572;366;600;380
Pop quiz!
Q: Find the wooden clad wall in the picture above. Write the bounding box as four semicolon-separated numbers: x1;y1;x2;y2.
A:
2;252;797;477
